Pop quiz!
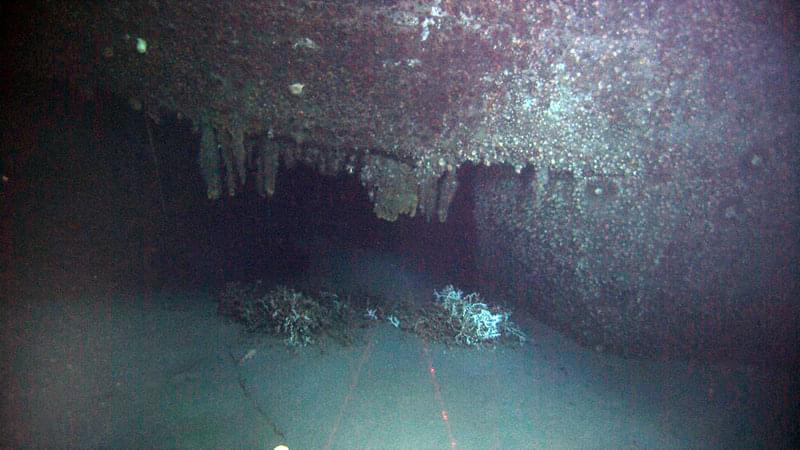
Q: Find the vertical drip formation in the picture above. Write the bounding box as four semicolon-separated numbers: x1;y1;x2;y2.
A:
198;116;222;200
255;140;280;198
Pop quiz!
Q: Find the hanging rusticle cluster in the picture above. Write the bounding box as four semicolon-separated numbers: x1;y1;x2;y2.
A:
198;112;460;222
359;155;419;221
198;114;261;200
358;154;459;222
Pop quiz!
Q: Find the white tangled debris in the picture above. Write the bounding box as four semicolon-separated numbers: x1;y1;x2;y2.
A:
419;0;446;41
288;82;305;96
219;280;525;350
434;285;526;347
292;37;320;51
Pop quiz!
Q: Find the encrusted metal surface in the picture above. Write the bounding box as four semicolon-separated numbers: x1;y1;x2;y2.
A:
16;0;800;357
26;0;796;223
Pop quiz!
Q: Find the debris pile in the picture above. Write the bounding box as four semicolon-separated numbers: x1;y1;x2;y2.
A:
218;282;360;347
219;281;526;349
408;285;526;347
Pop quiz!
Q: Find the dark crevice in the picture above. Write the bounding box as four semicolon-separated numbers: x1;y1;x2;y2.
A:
3;83;480;299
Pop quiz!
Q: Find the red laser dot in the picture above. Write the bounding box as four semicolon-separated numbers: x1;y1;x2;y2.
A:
430;367;436;375
441;410;449;421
